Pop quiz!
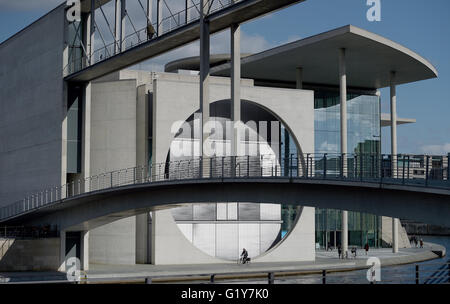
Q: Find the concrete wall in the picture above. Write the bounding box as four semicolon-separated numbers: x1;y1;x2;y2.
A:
254;207;316;262
0;238;60;271
0;6;66;206
382;217;411;248
150;72;315;264
88;79;138;265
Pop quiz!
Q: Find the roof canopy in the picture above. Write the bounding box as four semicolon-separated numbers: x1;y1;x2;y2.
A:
195;25;437;89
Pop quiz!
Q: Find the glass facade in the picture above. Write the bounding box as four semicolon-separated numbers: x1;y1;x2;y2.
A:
313;89;382;249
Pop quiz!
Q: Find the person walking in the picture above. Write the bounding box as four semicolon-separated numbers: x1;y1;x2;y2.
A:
419;238;424;248
337;245;342;259
364;242;369;255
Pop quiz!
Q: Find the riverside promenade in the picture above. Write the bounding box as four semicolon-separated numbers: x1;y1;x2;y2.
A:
0;243;445;284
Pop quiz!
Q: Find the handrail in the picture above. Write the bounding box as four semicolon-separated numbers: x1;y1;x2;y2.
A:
64;0;242;76
0;153;449;222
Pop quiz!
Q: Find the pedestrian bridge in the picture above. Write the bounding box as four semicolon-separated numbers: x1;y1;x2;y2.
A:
65;0;305;82
1;154;449;230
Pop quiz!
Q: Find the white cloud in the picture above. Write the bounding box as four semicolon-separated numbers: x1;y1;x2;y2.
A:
419;143;450;155
0;0;63;11
132;29;275;72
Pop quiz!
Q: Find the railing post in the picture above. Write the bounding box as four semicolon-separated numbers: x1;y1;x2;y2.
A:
425;155;430;186
222;157;224;178
322;270;326;284
323;153;327;179
268;272;274;284
360;153;364;181
447;153;450;182
402;155;406;184
247;155;250;177
290;153;294;178
210;274;215;283
407;155;410;180
306;153;310;178
415;264;420;284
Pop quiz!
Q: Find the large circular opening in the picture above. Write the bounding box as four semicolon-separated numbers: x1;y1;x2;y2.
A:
167;99;302;261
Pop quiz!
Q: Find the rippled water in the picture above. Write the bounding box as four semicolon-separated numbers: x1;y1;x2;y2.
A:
219;236;450;284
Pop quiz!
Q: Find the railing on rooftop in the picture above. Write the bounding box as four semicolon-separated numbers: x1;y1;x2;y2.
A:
0;153;449;222
64;0;241;76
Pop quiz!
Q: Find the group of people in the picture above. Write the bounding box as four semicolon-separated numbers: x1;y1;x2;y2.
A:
335;243;370;259
410;236;424;248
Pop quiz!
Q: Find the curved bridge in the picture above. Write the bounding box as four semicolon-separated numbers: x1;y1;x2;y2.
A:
1;154;449;230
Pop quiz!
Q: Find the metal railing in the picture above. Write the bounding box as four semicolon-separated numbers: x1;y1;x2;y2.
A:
64;0;241;76
0;153;449;222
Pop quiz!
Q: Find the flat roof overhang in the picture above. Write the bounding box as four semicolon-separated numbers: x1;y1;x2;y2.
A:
381;113;416;127
210;25;438;89
66;0;305;82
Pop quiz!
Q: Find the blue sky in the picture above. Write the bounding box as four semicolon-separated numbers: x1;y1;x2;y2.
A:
1;0;449;154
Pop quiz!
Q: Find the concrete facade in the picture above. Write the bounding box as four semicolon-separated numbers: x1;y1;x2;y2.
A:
0;238;60;271
0;6;66;206
88;79;138;265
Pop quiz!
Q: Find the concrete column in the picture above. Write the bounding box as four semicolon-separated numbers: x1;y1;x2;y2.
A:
339;48;348;256
296;67;303;89
390;71;397;178
114;0;122;53
342;210;348;257
121;0;127;51
80;231;89;270
157;0;163;36
82;82;91;192
89;0;95;61
200;0;210;176
231;23;241;157
392;218;399;253
59;230;66;272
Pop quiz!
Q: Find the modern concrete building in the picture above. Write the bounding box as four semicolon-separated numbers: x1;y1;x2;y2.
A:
0;1;441;271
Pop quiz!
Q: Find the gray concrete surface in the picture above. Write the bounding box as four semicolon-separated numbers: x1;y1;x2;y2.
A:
0;5;66;206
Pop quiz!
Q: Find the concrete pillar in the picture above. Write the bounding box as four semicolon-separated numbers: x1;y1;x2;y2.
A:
296;67;303;89
200;0;210;176
231;23;241;157
89;0;95;60
82;82;91;192
59;230;66;272
339;48;348;256
390;71;397;178
392;217;399;253
114;0;122;53
121;0;127;51
157;0;163;36
80;231;89;270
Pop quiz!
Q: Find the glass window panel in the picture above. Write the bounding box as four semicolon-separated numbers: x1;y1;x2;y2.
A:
260;203;281;221
227;203;238;220
238;203;260;221
193;204;216;221
171;204;193;221
217;203;227;221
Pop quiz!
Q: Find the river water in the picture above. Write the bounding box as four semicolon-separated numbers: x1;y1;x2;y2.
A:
220;236;450;284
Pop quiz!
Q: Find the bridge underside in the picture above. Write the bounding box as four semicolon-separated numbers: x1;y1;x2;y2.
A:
66;0;305;82
4;179;450;230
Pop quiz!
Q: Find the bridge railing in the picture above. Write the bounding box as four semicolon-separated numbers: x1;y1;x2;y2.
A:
0;153;449;221
64;0;242;76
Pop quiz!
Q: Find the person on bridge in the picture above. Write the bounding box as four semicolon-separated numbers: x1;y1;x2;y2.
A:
364;242;369;255
240;248;250;264
147;22;156;40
